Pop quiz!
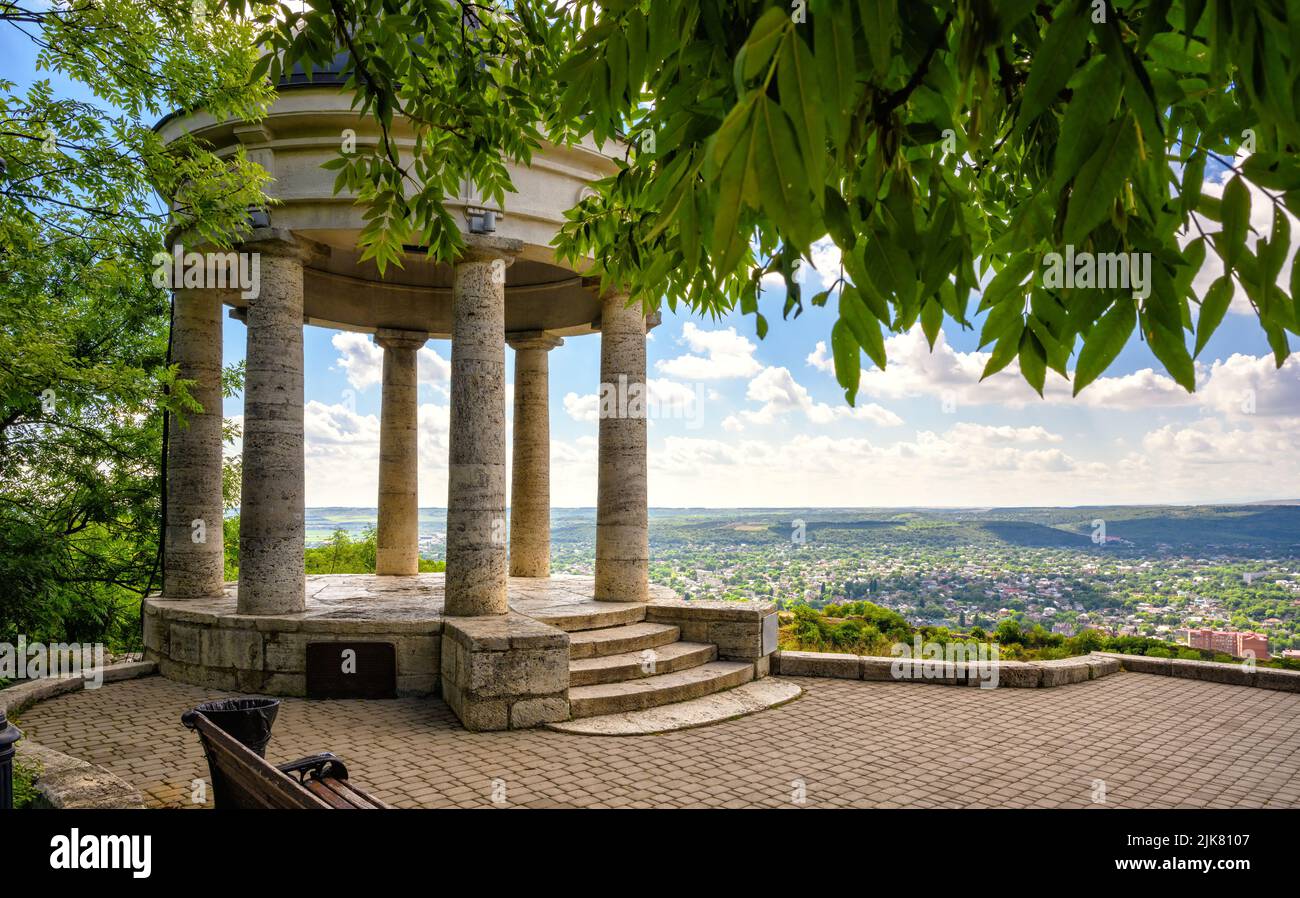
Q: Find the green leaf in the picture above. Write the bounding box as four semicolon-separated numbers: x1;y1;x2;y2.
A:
1063;117;1138;244
1053;57;1122;191
1194;275;1233;357
778;30;826;194
979;254;1036;312
736;7;788;83
857;0;898;79
709;96;760;273
823;186;855;249
1146;318;1196;392
921;299;943;349
1220;174;1251;270
981;321;1025;380
814;0;856;149
752;96;815;250
1018;328;1047;396
840;284;887;369
1073;297;1136;396
1018;0;1089;132
831;319;861;404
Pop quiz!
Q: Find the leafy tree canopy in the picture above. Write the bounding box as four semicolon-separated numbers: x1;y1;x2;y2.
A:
229;0;1300;401
0;2;269;645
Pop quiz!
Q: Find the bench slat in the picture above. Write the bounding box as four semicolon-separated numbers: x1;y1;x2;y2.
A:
321;777;389;809
305;778;360;809
188;714;331;809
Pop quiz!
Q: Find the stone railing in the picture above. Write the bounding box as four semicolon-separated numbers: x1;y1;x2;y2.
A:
1095;652;1300;692
772;649;1300;693
772;650;1119;687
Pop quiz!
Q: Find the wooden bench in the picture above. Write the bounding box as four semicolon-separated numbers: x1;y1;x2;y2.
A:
182;710;391;809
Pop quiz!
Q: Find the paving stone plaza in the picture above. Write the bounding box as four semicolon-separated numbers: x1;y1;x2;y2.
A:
19;671;1300;808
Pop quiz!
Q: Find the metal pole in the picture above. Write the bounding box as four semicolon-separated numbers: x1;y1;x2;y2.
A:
0;709;21;810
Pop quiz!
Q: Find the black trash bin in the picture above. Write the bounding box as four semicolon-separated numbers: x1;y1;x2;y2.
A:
192;698;280;757
186;698;281;808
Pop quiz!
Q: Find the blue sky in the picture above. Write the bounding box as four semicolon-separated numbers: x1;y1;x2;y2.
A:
10;21;1299;508
255;240;1298;507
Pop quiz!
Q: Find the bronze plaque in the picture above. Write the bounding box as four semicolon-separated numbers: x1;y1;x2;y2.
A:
306;642;397;699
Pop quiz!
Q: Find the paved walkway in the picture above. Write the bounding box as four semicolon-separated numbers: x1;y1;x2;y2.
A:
18;672;1300;808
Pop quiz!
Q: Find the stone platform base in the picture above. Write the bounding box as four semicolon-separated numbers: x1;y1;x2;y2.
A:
143;574;677;700
145;574;783;732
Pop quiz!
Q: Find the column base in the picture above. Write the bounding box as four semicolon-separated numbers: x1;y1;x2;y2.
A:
375;548;420;576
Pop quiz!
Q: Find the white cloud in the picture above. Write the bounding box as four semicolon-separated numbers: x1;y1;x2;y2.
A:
851;325;1195;411
331;332;383;391
646;428;1101;506
807;340;834;374
741;365;903;427
1199;353;1300;418
944;423;1064;445
562;377;702;423
655;322;762;379
418;346;452;395
330;331;451;395
299;399;453;506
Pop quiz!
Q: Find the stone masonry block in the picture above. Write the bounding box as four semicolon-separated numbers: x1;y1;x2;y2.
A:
441;615;571;731
168;624;202;665
396;634;439;676
1256;667;1300;693
467;648;568;697
201;627;264;671
707;620;764;660
1036;659;1090;687
509;696;569;728
775;651;859;679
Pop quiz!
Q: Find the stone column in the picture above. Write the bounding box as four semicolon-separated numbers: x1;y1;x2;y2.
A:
374;328;428;576
507;332;563;578
237;233;313;615
444;235;522;616
594;292;650;602
164;285;227;598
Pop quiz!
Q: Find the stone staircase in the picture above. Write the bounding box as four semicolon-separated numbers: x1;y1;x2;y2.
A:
552;609;756;718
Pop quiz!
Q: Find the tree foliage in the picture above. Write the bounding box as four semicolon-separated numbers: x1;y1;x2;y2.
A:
0;2;269;645
245;0;1300;401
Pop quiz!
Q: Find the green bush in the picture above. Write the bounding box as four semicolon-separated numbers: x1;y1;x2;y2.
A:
13;757;40;809
1066;628;1106;654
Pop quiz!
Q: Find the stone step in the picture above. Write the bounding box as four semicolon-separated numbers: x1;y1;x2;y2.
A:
568;661;755;718
526;601;647;632
549;678;803;736
569;642;716;687
567;622;680;660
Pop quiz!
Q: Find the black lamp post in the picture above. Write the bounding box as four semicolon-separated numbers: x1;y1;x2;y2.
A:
0;709;20;810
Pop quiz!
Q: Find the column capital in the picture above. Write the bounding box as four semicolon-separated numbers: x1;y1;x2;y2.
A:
507;331;564;352
457;234;524;265
374;327;429;351
238;227;331;265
